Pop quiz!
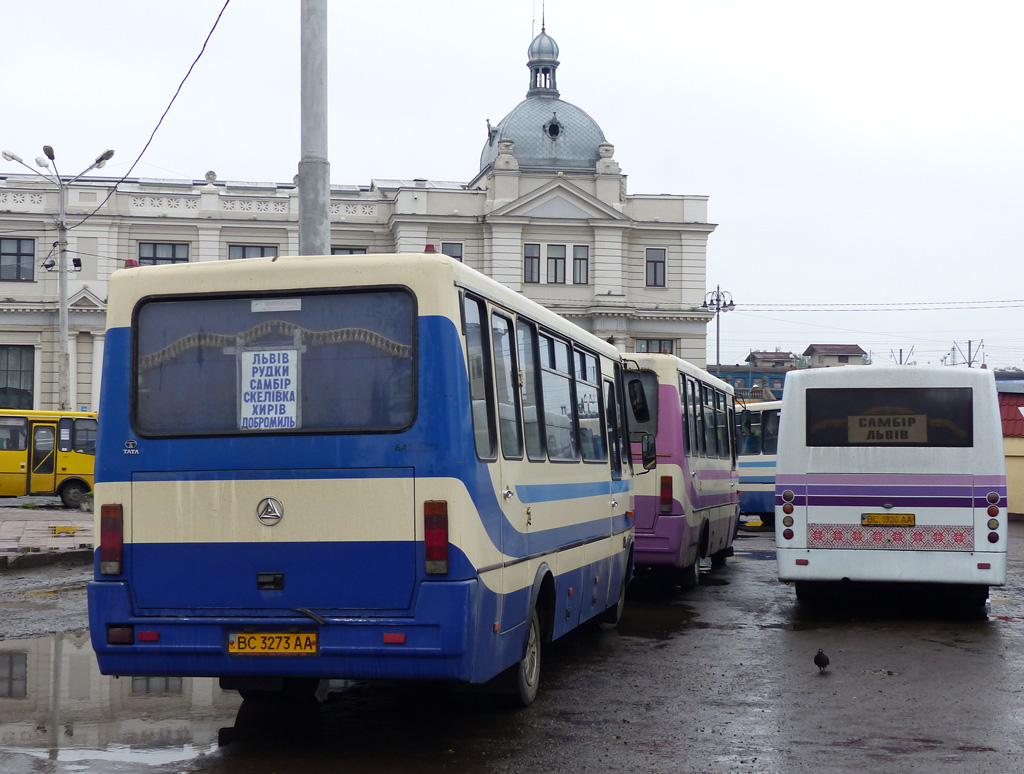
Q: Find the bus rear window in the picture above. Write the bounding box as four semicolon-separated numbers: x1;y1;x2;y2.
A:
134;289;415;435
805;387;973;448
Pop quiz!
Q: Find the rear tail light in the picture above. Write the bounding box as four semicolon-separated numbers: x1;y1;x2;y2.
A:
782;528;794;540
107;625;134;644
424;500;449;575
782;502;794;515
659;476;673;513
100;504;124;575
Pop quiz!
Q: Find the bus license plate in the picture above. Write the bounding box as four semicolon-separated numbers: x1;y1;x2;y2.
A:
861;513;915;526
228;632;318;655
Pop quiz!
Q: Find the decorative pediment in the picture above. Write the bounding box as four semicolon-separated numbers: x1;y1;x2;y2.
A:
488;179;629;222
69;287;107;312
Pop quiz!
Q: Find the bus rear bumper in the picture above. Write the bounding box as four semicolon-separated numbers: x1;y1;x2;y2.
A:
88;578;498;683
634;513;693;568
776;548;1006;586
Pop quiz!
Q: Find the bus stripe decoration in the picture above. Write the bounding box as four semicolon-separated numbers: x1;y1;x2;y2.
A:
806;524;975;550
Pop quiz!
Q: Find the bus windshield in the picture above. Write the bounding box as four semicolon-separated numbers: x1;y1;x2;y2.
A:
134;289;416;435
805;387;973;448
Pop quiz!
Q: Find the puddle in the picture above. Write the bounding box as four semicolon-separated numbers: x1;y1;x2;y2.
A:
0;632;240;773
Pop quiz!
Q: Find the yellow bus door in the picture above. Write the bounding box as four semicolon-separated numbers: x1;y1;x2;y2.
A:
28;423;57;495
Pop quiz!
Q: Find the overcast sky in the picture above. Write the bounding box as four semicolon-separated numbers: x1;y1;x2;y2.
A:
4;1;1023;369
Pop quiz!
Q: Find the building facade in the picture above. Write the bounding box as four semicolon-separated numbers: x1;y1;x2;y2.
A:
0;28;717;411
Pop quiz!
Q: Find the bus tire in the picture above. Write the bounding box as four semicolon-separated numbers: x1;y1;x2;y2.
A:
59;481;89;509
678;559;700;589
510;609;542;707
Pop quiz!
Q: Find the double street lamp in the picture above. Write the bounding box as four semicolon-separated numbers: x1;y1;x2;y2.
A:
2;146;114;409
701;284;735;376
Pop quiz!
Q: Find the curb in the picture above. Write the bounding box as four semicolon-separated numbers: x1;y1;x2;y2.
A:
0;548;94;571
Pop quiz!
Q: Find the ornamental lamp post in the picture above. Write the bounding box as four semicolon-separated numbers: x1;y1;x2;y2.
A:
701;284;735;377
2;146;114;409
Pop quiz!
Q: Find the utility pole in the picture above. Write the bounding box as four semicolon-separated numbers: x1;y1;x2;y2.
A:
2;146;114;409
298;0;331;256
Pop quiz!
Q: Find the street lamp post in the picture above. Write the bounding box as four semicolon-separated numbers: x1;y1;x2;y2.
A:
701;284;735;377
2;146;114;409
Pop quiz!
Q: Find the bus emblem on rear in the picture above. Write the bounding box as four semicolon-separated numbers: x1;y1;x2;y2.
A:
257;498;284;526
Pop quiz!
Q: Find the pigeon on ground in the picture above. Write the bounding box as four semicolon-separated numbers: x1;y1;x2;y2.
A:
814;649;829;673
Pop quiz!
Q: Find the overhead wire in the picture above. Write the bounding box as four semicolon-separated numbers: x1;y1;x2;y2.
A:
67;0;233;230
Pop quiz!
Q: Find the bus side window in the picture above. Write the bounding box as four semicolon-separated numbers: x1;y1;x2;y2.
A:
604;379;622;478
75;418;98;455
463;294;497;460
679;374;690;456
58;418;74;453
517;319;545;461
491;312;523;459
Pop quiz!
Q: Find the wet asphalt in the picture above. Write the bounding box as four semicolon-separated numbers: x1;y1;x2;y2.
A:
2;523;1024;773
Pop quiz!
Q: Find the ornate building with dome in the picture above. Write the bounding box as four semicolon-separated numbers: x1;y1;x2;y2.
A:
0;27;716;411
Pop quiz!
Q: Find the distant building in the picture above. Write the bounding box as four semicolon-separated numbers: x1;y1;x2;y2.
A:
802;344;868;368
715;350;800;401
0;26;717;411
997;383;1024;516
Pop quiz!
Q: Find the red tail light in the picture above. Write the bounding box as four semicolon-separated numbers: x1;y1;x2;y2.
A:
424;500;449;575
659;476;673;513
100;504;124;575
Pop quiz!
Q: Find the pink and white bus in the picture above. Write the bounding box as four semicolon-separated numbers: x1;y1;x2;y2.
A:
624;354;740;588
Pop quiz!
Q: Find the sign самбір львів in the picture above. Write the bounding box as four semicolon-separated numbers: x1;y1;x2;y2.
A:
240;349;298;430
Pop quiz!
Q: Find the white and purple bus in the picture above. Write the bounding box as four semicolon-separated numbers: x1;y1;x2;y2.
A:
775;366;1007;604
624;354;740;588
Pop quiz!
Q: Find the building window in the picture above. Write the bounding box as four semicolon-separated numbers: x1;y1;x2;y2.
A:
0;238;34;282
441;242;463;262
573;245;589;284
131;675;183;694
139;243;188;266
636;339;674;354
645;248;666;287
228;245;278;260
331;247;367;255
546;244;566;284
524;244;540;284
0;651;27;698
838;355;849;363
0;345;34;409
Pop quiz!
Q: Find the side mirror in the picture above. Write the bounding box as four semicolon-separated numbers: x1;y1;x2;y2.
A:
641;433;657;471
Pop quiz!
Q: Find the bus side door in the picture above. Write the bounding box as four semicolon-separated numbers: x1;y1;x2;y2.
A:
28;422;57;495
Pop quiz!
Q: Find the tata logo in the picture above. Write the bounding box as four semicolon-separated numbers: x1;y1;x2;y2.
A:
123;439;140;456
257;497;284;526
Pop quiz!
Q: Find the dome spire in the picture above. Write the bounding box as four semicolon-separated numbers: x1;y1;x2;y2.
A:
527;22;559;97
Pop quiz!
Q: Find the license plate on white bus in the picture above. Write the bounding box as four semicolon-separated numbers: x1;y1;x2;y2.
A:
228;632;318;655
861;513;915;526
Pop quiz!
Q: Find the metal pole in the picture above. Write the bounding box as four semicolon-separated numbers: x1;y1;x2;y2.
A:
715;285;721;376
57;178;70;410
298;0;331;256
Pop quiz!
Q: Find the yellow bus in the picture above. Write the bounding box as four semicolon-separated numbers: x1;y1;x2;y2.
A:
0;409;97;508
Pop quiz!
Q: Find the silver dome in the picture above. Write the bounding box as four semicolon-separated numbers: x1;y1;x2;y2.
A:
480;97;607;173
480;28;607;174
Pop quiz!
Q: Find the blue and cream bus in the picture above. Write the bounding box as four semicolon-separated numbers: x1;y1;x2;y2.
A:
88;253;642;706
736;400;781;526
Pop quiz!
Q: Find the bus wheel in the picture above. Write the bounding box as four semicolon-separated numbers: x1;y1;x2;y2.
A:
510;609;541;707
59;481;89;509
678;559;700;589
